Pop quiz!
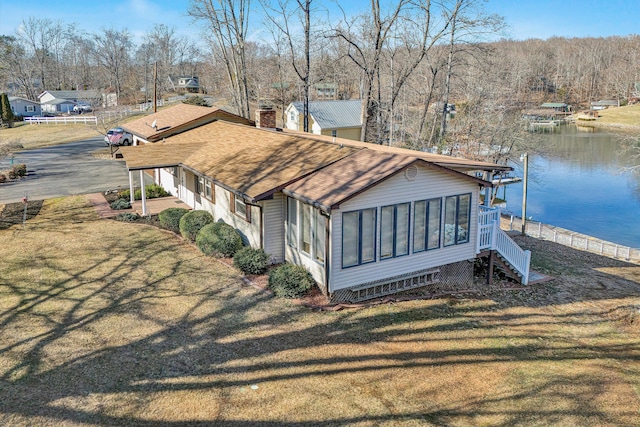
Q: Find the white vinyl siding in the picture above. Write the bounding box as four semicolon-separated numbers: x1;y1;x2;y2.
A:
329;164;479;292
158;167;180;198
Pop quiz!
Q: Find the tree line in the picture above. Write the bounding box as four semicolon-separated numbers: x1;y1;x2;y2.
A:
1;0;639;165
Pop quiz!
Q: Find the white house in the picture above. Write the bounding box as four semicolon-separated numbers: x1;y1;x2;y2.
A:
8;96;41;117
38;90;104;113
285;99;362;141
120;108;531;303
167;76;200;93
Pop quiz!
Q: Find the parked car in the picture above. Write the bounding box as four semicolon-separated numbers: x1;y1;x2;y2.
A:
105;128;132;146
73;103;92;113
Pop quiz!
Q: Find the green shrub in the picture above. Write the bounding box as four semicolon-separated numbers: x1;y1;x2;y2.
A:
118;184;169;201
159;207;189;233
196;222;243;257
233;247;269;275
135;184;169;200
117;189;131;200
11;163;26;177
116;212;139;222
268;263;314;298
110;198;131;210
179;210;214;242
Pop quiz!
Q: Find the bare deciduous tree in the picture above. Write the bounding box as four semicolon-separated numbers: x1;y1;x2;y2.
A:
261;0;314;131
91;29;133;99
189;0;252;119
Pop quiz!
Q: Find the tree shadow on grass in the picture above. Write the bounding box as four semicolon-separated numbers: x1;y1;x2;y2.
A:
0;200;43;230
0;205;639;425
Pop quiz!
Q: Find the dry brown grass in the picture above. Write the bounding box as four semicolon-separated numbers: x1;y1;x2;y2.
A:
592;104;640;130
0;122;103;149
0;196;639;426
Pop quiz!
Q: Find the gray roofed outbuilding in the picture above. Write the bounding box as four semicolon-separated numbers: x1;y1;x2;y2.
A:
292;99;362;129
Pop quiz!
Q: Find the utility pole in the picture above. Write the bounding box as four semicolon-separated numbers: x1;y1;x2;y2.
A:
153;61;158;113
521;152;529;235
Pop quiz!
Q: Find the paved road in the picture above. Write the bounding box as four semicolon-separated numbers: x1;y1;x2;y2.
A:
0;138;143;204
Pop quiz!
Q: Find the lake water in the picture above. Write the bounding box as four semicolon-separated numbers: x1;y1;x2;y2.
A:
502;125;640;248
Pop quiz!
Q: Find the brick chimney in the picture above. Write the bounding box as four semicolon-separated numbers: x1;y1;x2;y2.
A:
255;107;276;129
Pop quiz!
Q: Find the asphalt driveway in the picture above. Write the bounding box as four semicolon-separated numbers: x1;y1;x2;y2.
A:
0;137;146;204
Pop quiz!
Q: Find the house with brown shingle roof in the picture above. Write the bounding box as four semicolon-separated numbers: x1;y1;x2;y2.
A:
122;103;254;145
120;110;531;302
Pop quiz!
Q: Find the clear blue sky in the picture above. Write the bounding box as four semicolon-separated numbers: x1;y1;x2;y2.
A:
0;0;638;42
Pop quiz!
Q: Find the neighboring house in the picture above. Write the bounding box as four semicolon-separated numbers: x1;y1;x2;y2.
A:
167;76;200;93
122;103;254;145
37;90;106;113
41;98;77;114
315;83;337;100
590;100;619;110
539;102;571;113
120;109;531;303
38;90;101;106
285;99;362;141
8;96;41;117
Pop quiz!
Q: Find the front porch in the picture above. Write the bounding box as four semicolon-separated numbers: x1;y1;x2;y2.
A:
131;197;191;216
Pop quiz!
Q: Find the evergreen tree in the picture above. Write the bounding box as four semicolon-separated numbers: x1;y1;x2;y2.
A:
0;93;15;128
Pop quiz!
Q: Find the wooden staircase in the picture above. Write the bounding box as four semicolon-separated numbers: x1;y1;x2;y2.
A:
478;206;531;285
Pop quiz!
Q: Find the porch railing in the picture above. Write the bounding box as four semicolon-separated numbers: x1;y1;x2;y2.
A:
478;206;531;285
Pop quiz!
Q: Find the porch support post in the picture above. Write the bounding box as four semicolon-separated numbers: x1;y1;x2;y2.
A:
486;250;495;285
128;170;135;204
139;170;147;216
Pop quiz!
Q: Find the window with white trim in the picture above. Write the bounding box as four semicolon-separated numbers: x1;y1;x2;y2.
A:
342;208;376;268
380;203;410;259
444;193;471;246
287;197;326;264
26;105;35;112
413;198;441;252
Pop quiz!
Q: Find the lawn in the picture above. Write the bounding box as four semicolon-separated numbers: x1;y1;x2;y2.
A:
0;122;104;149
1;196;639;426
594;104;640;129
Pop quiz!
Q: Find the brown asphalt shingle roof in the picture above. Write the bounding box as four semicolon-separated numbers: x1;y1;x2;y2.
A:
121;121;361;200
122;103;253;142
120;120;511;207
280;129;510;172
283;150;490;210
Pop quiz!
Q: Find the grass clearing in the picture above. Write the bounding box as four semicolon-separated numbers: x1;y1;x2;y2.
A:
0;122;103;149
0;196;639;426
593;104;640;129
